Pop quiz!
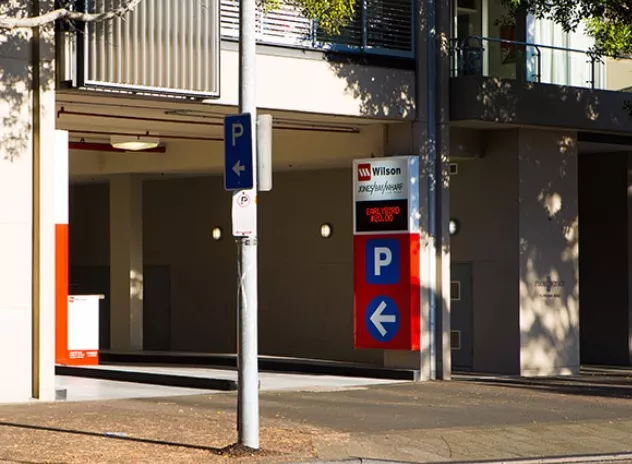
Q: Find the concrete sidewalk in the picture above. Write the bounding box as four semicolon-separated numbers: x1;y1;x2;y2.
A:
0;369;631;463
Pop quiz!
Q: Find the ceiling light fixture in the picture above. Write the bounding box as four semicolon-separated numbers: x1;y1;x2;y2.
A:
212;227;223;241
449;219;460;236
320;223;333;239
110;134;160;151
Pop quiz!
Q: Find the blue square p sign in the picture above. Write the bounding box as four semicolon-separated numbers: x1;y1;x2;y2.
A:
224;113;254;191
366;239;400;285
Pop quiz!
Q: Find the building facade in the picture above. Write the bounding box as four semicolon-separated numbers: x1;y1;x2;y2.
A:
1;0;632;402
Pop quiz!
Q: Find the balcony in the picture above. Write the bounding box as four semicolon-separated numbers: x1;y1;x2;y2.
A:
450;36;632;92
449;36;632;134
219;0;414;58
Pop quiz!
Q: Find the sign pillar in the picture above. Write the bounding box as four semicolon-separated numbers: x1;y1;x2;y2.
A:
224;111;259;449
353;156;423;353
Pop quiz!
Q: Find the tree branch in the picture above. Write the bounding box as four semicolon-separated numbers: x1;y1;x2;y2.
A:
0;0;143;29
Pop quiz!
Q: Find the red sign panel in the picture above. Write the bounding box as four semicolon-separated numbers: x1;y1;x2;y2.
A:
353;233;420;350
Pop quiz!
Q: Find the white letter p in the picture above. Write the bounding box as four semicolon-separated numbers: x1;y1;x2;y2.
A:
232;122;244;146
374;247;392;276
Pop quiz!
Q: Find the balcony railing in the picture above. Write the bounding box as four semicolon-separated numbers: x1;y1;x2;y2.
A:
449;35;632;91
59;0;413;99
219;0;414;58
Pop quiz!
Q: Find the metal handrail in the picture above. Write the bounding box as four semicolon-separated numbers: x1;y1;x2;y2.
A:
465;35;587;56
458;35;632;60
451;36;542;83
448;35;632;89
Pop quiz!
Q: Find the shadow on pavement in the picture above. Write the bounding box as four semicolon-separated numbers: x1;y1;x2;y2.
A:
0;459;58;464
456;366;632;400
0;420;232;455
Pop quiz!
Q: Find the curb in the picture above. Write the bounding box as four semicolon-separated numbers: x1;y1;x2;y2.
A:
55;365;238;391
293;451;632;464
291;459;417;464
99;352;419;381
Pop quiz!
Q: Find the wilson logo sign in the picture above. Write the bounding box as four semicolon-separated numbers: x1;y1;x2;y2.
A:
358;164;372;181
357;163;403;182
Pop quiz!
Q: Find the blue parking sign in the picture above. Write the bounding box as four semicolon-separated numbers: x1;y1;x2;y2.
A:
366;239;400;285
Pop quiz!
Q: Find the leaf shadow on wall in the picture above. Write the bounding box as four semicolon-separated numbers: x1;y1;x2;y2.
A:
0;1;56;163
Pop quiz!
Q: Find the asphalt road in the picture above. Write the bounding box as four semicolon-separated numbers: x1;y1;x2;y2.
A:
1;368;632;463
165;372;632;434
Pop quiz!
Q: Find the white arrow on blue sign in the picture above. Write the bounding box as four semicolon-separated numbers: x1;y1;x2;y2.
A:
224;113;254;191
365;295;400;342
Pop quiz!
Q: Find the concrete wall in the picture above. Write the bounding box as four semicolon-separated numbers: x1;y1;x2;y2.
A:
518;129;579;376
144;169;382;363
450;128;579;375
450;129;521;374
0;25;36;402
450;76;632;134
578;152;630;365
606;58;632;91
214;44;415;119
0;1;57;402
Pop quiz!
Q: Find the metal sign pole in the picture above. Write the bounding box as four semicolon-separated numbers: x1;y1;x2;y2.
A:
224;10;272;451
237;0;259;448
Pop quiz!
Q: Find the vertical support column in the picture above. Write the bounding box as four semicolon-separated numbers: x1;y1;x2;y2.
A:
390;0;450;380
380;123;431;380
627;162;632;363
424;0;438;381
109;175;143;352
398;0;433;382
415;124;433;382
436;128;451;381
518;129;579;376
0;10;33;404
435;0;452;381
32;1;57;401
0;99;34;401
0;0;56;403
54;130;70;367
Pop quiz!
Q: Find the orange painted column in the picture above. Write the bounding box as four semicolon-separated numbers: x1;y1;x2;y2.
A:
54;130;70;365
54;131;99;366
54;225;69;364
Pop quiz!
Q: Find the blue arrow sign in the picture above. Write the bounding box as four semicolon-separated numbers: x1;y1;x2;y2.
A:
365;295;400;342
224;113;254;191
